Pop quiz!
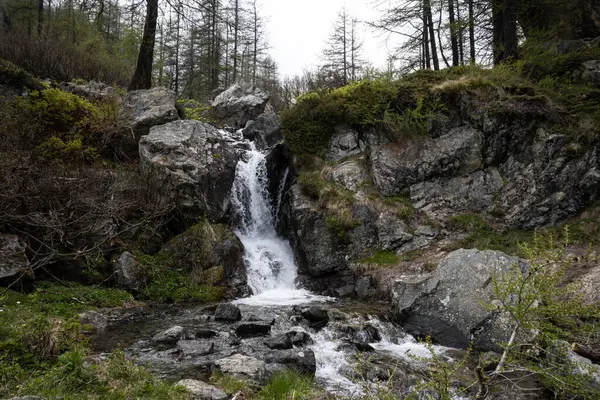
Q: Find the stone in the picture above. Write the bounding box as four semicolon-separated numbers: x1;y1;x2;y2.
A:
375;212;414;251
214;303;242;322
547;340;600;386
301;306;329;323
265;349;317;376
59;80;116;101
392;249;528;351
291;331;313;346
120;86;179;137
334;285;355;297
114;251;145;291
235;321;272;338
176;379;228;400
78;310;108;333
582;60;600;86
0;234;31;279
139;120;238;220
369;126;483;196
264;333;293;350
327;126;362;162
194;329;218;339
211;84;270;129
214;354;266;381
242;104;282;150
327;160;369;192
176;340;214;356
152;326;187;344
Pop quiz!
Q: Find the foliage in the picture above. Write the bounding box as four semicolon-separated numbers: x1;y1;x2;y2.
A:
138;253;224;303
358;250;400;265
36;136;99;164
489;229;600;398
0;58;45;90
210;371;255;396
447;213;491;232
177;99;211;121
256;370;318;400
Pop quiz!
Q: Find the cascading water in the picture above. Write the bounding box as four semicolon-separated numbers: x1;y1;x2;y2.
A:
230;143;324;305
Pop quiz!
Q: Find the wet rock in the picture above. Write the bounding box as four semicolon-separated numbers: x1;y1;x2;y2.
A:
176;340;214;356
334;285;355;297
59;80;116;101
353;325;381;344
350;342;375;352
114;251;146;291
214;303;242;322
176;379;227;400
291;331;313;346
264;333;293;350
78;310;108;333
355;276;374;298
194;329;218;339
214;354;266;381
266;349;317;376
242;104;282;150
327;308;351;321
139;120;238;220
393;249;529;351
152;326;187;344
120;86;179;137
211;84;270;129
235;321;272;338
327;126;363;162
301;306;329;323
0;234;31;279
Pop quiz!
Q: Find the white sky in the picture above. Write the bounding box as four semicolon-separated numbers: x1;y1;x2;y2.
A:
260;0;395;78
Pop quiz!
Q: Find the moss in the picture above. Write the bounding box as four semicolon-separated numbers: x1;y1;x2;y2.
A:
0;58;45;90
447;213;491;232
382;196;415;220
359;250;400;265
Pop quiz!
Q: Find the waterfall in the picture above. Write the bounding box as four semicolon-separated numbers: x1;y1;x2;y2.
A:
230;144;324;306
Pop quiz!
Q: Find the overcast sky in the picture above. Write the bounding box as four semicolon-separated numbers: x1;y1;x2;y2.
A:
260;0;394;78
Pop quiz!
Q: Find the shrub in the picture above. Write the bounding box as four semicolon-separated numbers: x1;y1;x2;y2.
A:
358;250;400;265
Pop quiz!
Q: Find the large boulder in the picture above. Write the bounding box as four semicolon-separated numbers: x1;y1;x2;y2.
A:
242;104;282;150
121;86;179;137
0;234;31;279
327;159;369;192
210;84;270;129
139;120;238;221
113;251;146;291
326;126;363;162
214;354;266;382
392;249;528;351
176;379;227;400
369;126;483;196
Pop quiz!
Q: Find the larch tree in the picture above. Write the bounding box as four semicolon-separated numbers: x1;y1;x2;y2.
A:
129;0;159;90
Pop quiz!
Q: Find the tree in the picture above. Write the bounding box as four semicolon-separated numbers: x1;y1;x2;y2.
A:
129;0;158;90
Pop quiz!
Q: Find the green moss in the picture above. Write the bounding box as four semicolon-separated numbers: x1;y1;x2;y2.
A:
383;196;415;220
447;213;491;232
358;250;400;265
0;58;45;90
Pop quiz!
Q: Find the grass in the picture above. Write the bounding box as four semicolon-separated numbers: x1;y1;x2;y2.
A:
256;370;319;400
358;250;401;265
0;283;188;399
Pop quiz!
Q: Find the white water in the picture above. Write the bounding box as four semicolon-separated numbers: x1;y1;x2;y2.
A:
230;144;327;306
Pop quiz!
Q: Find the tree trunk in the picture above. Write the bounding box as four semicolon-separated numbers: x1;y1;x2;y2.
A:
233;0;239;83
174;6;180;95
37;0;43;37
438;5;450;68
448;0;459;66
468;0;475;63
502;0;518;62
456;0;465;65
423;11;431;69
492;0;504;64
424;0;439;70
129;0;158;90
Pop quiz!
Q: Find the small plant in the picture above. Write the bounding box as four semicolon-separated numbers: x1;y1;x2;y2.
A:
358;250;400;265
256;369;317;400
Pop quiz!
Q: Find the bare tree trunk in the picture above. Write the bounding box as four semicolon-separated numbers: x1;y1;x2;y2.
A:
233;0;239;82
456;0;465;65
448;0;459;66
423;11;431;69
252;0;257;85
468;0;476;63
174;6;180;95
502;0;518;62
424;0;439;70
37;0;43;37
438;5;450;67
129;0;158;90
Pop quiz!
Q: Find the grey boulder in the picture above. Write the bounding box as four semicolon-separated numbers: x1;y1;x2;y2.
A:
114;251;146;291
59;80;116;101
327;126;363;162
139;120;238;220
211;84;270;129
120;86;179;136
176;379;228;400
214;353;266;381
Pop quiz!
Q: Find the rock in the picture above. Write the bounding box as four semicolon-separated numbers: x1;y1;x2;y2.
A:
139;120;238;220
375;212;414;251
152;326;187;344
265;349;317;376
114;251;145;291
351;325;381;344
242;104;282;150
334;285;355;297
176;379;228;400
327;126;363;162
78;310;108;333
214;303;242;322
214;354;266;381
327;160;369;192
194;329;218;339
59;80;116;101
264;333;293;350
369;126;483;196
235;321;272;338
392;249;528;351
291;331;313;346
355;276;373;298
176;340;214;356
582;60;600;86
211;84;270;129
120;86;179;138
547;340;600;386
301;306;329;323
327;308;351;321
0;234;31;280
